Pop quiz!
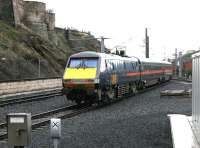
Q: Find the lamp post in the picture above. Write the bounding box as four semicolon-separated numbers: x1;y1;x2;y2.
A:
178;52;183;78
38;58;41;78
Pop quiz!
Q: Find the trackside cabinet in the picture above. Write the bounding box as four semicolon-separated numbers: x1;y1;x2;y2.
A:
7;113;31;147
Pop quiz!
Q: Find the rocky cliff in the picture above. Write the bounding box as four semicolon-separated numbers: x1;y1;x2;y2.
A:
0;21;100;81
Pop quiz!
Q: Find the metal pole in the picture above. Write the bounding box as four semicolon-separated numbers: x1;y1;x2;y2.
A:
145;28;149;58
178;52;182;78
175;48;178;76
38;58;41;78
53;139;59;148
100;37;105;53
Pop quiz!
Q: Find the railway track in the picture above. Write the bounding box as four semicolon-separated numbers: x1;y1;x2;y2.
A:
0;89;62;107
138;81;170;94
110;81;170;103
0;81;171;140
0;104;95;140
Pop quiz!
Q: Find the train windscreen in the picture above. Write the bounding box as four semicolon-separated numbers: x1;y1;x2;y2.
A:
68;58;98;68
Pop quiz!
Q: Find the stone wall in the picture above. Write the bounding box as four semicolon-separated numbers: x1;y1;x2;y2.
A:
0;78;62;95
23;1;48;39
23;1;46;23
0;0;56;41
46;11;55;31
0;0;14;25
12;0;24;26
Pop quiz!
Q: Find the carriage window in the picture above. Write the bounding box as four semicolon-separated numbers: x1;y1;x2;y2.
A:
125;61;133;71
132;62;136;70
116;60;122;72
112;60;117;70
115;60;119;70
119;61;124;71
124;61;126;69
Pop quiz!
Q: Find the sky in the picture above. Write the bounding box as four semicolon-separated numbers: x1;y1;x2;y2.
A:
27;0;200;60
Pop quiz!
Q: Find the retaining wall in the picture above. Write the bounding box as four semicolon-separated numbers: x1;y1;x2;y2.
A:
0;78;62;95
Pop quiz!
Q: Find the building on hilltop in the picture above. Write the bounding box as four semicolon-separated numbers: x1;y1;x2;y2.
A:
0;0;57;43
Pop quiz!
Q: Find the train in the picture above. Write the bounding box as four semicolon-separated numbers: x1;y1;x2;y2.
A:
62;51;173;104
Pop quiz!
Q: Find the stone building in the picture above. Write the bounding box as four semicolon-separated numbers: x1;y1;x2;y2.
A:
0;0;57;42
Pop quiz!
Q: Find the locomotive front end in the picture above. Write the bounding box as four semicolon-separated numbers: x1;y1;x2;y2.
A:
62;55;100;104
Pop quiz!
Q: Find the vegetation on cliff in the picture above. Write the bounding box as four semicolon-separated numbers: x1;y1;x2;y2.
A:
0;21;100;81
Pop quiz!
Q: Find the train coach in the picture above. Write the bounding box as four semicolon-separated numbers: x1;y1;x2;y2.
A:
62;51;173;104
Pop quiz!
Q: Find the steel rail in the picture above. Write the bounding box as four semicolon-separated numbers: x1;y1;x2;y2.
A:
0;105;94;140
0;90;62;107
0;104;78;129
0;81;171;140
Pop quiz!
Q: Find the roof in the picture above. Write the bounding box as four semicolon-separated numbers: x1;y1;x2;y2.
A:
69;51;171;64
139;57;172;64
192;51;200;58
70;51;138;62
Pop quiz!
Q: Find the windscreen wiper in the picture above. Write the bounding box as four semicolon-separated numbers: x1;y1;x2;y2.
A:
75;63;82;69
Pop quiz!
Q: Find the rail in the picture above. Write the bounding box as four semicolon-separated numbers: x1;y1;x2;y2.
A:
0;89;62;107
0;77;62;83
0;80;171;141
0;104;95;140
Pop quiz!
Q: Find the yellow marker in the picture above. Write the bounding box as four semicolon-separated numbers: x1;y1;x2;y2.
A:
111;74;118;85
63;68;97;79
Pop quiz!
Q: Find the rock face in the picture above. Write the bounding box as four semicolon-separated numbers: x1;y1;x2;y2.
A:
0;21;100;81
0;0;56;41
0;0;101;81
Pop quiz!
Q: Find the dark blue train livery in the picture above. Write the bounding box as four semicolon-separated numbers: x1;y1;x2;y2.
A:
62;51;173;104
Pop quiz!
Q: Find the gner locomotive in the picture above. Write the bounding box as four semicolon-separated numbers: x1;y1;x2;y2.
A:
62;51;173;104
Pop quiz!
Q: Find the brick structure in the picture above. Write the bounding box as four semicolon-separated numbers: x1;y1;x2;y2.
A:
0;0;57;42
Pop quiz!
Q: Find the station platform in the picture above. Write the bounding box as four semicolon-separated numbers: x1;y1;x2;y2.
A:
168;114;200;148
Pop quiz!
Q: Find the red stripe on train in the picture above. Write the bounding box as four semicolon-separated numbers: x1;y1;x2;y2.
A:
127;72;140;76
127;69;173;76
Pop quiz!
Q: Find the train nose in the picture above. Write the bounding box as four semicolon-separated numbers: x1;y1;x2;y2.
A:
63;68;97;79
68;89;86;98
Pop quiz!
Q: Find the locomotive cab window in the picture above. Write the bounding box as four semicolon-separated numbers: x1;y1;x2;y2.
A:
68;58;98;68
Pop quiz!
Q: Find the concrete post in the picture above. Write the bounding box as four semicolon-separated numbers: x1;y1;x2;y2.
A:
38;58;41;78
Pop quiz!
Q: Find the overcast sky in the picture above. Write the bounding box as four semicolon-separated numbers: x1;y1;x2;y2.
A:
29;0;200;60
